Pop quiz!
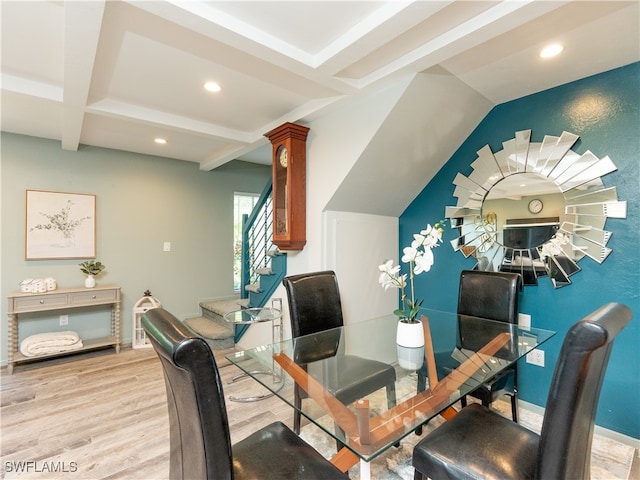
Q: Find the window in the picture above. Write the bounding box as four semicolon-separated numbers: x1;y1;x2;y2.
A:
234;192;259;291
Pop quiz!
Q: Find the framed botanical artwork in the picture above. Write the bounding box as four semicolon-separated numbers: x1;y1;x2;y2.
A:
25;190;96;260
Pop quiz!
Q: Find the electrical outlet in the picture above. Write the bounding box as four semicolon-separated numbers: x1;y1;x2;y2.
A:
526;348;545;367
518;313;531;328
59;314;69;326
163;241;171;252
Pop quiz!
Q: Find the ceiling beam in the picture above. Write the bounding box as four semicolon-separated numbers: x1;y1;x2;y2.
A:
61;1;105;151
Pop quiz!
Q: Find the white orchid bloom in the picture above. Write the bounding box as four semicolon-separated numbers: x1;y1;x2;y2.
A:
420;224;433;235
377;219;445;322
420;224;442;247
379;275;393;290
378;260;406;290
378;259;399;274
397;273;407;289
378;271;406;290
411;233;425;249
401;246;418;264
414;248;435;274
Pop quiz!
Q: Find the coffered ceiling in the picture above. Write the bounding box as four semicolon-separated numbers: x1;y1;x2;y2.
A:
1;1;638;170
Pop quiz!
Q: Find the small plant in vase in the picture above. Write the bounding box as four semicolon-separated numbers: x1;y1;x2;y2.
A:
79;260;105;288
378;221;444;368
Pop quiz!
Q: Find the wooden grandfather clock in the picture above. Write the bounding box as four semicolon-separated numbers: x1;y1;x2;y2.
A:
264;122;309;251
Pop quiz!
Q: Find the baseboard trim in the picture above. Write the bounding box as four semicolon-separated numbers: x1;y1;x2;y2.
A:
518;399;639;452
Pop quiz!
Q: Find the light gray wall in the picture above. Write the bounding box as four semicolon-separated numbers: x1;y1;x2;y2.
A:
1;132;270;362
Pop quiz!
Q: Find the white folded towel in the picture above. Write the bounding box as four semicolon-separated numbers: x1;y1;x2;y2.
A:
20;331;83;357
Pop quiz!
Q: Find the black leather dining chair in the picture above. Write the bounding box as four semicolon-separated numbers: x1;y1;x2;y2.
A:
418;269;522;422
412;302;632;480
457;269;523;420
283;271;397;448
142;307;348;480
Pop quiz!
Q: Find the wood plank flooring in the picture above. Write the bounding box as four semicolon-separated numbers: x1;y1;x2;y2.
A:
1;347;293;479
1;347;638;479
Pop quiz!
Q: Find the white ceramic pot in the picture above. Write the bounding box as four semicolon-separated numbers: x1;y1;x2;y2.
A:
396;319;425;370
85;275;96;288
396;319;424;347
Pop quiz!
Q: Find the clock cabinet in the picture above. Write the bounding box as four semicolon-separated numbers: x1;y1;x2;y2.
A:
264;122;310;250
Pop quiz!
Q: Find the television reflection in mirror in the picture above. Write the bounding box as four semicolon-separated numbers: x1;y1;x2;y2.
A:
445;130;627;289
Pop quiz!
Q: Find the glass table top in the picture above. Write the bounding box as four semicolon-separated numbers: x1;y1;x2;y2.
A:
223;307;282;324
226;308;555;461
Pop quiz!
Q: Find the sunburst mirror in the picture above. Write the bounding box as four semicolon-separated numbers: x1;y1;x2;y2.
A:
445;130;627;288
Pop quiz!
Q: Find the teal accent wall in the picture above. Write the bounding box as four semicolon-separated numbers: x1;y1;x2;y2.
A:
401;63;639;438
1;133;270;360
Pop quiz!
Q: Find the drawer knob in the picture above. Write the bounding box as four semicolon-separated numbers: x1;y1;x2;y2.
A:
39;300;45;304
92;295;97;299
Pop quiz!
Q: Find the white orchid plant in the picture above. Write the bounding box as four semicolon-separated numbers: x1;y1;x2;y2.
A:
378;221;445;323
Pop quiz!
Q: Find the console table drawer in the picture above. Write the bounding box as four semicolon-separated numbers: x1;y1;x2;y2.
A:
70;289;118;305
12;294;69;312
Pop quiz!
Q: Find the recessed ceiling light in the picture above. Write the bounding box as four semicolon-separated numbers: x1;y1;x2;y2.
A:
204;81;221;92
154;138;167;145
540;43;564;58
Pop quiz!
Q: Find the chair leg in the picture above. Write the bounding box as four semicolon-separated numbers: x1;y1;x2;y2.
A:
334;424;346;452
415;371;427;436
417;370;427;393
386;383;397;408
510;391;519;423
386;384;400;447
293;387;302;434
460;395;468;408
511;368;519;422
414;469;425;480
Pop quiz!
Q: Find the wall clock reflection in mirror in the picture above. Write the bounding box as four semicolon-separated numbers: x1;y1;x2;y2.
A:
445;130;627;288
528;198;543;214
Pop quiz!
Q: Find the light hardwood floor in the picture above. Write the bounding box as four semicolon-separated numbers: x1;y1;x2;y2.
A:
1;347;296;479
1;347;638;479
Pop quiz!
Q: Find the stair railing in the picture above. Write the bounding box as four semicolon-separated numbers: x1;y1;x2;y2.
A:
238;180;288;342
236;181;276;342
240;181;274;301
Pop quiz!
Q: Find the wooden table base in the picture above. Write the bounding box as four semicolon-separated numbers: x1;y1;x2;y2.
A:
272;316;511;476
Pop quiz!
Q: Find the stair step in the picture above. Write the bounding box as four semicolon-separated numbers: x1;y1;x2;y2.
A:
245;284;261;293
200;298;244;319
184;298;244;350
255;267;272;275
183;316;234;350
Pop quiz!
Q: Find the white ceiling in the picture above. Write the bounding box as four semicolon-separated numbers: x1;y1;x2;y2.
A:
1;1;638;171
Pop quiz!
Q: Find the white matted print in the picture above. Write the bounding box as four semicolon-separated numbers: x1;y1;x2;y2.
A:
25;190;96;260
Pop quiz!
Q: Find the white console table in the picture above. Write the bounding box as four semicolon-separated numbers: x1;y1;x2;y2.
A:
7;285;121;374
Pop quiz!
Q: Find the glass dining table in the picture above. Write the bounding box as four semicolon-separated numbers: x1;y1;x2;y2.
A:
226;308;555;479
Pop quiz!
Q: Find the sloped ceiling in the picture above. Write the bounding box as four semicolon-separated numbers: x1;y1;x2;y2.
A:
325;68;493;216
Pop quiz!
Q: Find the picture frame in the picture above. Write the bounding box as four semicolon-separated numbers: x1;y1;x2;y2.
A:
25;190;96;260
